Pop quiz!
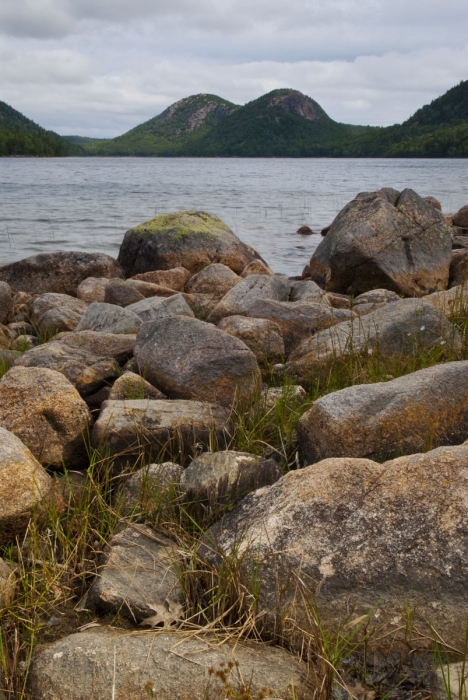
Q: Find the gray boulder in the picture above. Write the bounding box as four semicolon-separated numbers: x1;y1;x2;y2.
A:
76;302;141;334
207;274;291;324
181;451;282;516
449;249;468;288
217;315;285;365
244;299;354;353
28;629;312;700
0;252;123;295
87;524;182;622
452;205;468;228
353;289;400;306
127;293;194;323
15;331;135;396
135;316;261;407
297;361;468;464
108;372;166;401
308;188;452;296
119;462;183;513
92;399;231;469
202;445;468;652
117;211;263;276
0;427;60;545
0;367;91;468
0;282;13;324
287;298;459;380
31;293;88;334
289;280;330;304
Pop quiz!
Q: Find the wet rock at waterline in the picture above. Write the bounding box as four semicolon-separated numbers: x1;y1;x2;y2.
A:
217;315;285;366
0;427;61;545
202;445;468;652
0;367;91;469
308;188;452;295
0;252;123;295
14;331;135;396
117;211;263;276
87;524;182;623
76;302;141;334
28;629;312;700
297;361;468;464
135;316;261;407
181;451;282;515
287;298;459;380
91;399;231;469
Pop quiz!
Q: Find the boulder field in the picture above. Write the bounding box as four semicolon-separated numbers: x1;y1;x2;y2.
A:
1;201;468;698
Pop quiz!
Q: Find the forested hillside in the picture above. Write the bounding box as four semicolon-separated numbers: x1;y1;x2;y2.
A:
0;101;80;157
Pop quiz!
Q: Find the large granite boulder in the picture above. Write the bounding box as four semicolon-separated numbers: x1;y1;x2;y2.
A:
0;367;91;468
28;629;312;700
308;188;452;296
0;282;13;324
31;293;88;334
117;211;263;276
87;524;182;622
76;302;141;334
92;399;231;469
217;315;285;365
134;316;261;407
181;450;282;517
0;252;123;295
207;274;291;324
202;445;468;651
287;298;459;380
14;331;135;396
0;427;60;545
297;361;468;464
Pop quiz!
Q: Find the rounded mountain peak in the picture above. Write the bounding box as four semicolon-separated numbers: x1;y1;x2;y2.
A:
265;89;330;122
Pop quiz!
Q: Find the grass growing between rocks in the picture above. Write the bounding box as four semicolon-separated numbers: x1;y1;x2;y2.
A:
3;305;468;698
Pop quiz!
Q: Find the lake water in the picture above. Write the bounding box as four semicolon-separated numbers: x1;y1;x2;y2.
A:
1;157;467;277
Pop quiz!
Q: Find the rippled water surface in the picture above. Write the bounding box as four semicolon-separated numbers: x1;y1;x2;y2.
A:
1;158;467;276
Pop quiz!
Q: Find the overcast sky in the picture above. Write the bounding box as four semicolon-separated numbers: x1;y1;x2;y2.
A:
0;0;467;137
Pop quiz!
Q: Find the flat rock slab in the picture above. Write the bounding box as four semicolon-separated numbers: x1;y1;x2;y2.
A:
308;188;452;296
287;298;460;380
135;316;261;407
297;360;468;464
0;427;59;545
87;524;182;622
207;273;291;324
117;210;263;276
203;445;468;651
0;252;123;295
15;331;135;396
0;367;91;469
126;293;194;323
76;302;142;334
28;629;312;700
92;399;231;468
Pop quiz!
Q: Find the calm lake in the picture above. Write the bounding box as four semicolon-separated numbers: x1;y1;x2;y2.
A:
1;157;467;277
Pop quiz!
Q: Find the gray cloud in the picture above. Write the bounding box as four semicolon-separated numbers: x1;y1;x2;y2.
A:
0;0;466;134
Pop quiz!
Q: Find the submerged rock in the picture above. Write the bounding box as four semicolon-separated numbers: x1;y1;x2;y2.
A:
117;211;263;276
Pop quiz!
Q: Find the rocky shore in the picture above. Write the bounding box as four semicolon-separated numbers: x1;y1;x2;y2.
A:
1;195;468;699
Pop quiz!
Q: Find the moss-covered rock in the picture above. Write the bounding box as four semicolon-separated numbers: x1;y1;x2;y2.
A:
117;211;263;276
